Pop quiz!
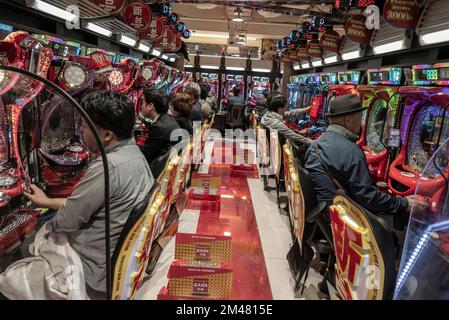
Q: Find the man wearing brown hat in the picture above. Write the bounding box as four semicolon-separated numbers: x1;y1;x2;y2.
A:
305;94;427;216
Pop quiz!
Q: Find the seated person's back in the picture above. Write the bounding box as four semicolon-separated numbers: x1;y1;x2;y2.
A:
139;89;180;165
227;86;244;111
24;92;155;295
169;92;194;136
183;82;203;122
260;94;312;152
305;94;427;216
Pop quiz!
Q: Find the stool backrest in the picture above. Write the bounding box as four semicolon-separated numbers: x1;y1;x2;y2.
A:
329;190;396;300
111;182;162;300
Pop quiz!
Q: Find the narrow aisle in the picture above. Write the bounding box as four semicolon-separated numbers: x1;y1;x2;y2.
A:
136;137;323;300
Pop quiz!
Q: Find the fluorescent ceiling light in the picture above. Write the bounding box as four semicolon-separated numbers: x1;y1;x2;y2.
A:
293;64;300;70
85;23;112;38
420;29;449;45
301;62;310;69
252;68;270;73
324;55;338;64
226;67;244;71
342;50;361;61
161;54;169;60
233;8;243;22
184;64;194;68
151;49;162;57
119;35;137;47
31;0;78;22
373;40;405;55
201;65;219;69
169;57;176;62
137;43;150;53
312;60;323;67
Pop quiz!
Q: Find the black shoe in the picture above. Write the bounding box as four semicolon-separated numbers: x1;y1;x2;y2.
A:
319;263;327;276
317;281;330;300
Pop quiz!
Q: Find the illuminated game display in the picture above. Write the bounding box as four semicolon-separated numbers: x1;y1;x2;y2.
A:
31;34;81;61
223;74;245;98
287;75;303;110
356;67;403;185
249;76;270;99
320;72;337;85
388;64;449;211
199;72;219;103
296;74;323;138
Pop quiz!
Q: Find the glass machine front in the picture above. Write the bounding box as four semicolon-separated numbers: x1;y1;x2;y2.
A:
406;105;449;178
365;99;389;154
395;137;449;300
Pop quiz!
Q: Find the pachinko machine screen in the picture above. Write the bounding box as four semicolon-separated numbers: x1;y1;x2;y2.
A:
406;104;449;178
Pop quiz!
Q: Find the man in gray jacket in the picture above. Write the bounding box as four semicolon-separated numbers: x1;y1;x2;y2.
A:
23;92;155;298
260;94;312;150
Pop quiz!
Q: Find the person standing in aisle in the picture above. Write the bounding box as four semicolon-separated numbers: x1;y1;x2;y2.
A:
183;82;203;123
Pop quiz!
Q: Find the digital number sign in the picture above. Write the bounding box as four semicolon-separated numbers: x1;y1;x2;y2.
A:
414;68;438;81
426;69;438;80
370;71;389;82
439;67;449;80
413;64;449;83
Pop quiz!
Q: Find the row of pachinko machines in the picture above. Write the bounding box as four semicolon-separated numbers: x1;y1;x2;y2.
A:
288;65;449;202
287;65;449;299
0;30;189;255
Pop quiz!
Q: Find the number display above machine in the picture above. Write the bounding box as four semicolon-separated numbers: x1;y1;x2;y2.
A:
201;73;218;80
412;63;449;85
32;34;81;60
367;67;402;85
337;71;361;85
320;72;337;85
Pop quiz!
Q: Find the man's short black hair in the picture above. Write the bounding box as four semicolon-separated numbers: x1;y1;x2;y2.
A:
268;94;287;112
143;88;168;114
266;91;280;108
232;85;241;96
81;91;135;139
199;83;210;100
262;89;269;99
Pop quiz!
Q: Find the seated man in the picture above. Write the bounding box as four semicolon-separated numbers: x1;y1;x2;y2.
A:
305;94;428;298
261;94;312;151
305;94;427;215
21;92;155;298
139;89;180;167
199;83;213;120
183;82;203;123
226;85;245;113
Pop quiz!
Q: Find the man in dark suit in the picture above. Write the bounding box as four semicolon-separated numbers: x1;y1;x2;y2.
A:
139;89;180;169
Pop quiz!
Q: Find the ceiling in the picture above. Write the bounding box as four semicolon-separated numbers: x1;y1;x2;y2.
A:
170;1;346;57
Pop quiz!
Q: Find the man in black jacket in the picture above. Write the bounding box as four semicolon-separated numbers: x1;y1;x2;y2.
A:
305;94;428;216
139;89;180;168
305;94;428;297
